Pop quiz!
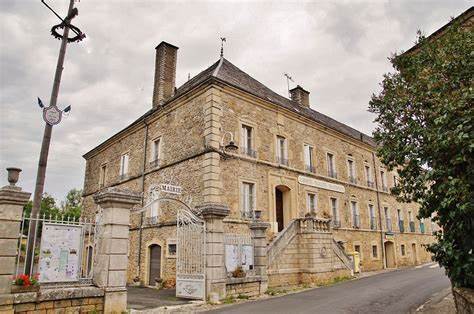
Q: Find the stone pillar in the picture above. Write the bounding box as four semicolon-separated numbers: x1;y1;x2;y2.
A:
249;221;270;294
197;203;229;302
93;187;141;314
0;168;30;313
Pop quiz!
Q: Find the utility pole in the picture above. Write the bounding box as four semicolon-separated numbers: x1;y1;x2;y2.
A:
25;0;85;275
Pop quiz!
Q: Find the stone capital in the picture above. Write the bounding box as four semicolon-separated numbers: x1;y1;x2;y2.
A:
93;187;141;209
196;203;229;219
249;221;271;231
0;186;30;206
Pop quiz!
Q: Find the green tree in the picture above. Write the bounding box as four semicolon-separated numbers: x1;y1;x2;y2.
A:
23;193;60;219
369;21;473;288
61;188;83;220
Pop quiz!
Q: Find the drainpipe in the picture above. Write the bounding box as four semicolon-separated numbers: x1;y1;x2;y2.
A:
137;121;149;280
372;151;386;269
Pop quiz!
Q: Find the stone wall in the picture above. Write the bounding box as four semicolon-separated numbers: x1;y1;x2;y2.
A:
453;287;474;314
1;287;104;314
226;277;263;298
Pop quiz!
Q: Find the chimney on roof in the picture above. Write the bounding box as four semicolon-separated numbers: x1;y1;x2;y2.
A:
152;41;179;108
289;85;310;108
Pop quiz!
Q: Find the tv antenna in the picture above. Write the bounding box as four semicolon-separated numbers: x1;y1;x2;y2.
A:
283;73;294;97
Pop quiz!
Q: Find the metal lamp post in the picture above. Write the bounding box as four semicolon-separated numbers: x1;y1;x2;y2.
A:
24;0;85;275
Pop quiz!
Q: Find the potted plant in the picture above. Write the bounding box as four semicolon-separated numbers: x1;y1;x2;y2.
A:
11;274;39;293
232;266;246;278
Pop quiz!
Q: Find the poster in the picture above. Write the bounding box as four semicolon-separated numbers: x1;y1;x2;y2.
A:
38;223;83;283
225;244;239;272
241;245;254;271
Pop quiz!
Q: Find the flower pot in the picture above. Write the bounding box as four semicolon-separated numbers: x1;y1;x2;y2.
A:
11;285;39;293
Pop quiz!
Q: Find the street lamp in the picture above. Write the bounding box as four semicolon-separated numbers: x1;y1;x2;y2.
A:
220;131;239;154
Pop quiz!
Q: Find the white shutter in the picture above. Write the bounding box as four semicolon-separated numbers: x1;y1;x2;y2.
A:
304;145;310;166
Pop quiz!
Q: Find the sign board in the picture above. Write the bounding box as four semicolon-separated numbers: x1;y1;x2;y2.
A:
160;184;182;195
384;232;395;241
38;223;83;283
298;175;345;193
225;244;254;272
43;105;62;125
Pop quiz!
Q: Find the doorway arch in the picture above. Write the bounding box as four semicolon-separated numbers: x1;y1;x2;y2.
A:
275;185;291;232
384;241;396;268
148;244;162;286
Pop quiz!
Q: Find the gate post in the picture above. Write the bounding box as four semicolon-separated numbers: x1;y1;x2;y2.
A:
93;187;141;314
0;168;30;303
197;203;229;302
250;221;270;294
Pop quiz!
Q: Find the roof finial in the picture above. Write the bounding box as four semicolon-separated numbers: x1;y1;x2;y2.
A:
220;37;226;58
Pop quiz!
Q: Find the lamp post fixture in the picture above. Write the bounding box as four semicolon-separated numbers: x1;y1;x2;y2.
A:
220;131;238;154
24;0;85;275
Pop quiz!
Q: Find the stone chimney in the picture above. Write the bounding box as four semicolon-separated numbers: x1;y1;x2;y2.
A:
289;85;310;108
152;41;179;108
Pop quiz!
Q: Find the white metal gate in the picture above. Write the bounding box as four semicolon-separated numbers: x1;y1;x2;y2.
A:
176;208;206;300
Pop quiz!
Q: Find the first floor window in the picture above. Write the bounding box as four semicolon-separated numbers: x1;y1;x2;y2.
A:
241;182;255;216
241;125;254;157
330;198;339;225
304;144;314;172
327;153;336;178
99;164;107;186
168;243;177;256
401;244;406;256
152;138;161;162
372;245;378;258
351;201;360;228
306;193;317;213
120;153;129;176
276;136;288;164
369;204;376;230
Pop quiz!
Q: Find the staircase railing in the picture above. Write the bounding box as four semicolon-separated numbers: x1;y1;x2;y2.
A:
267;219;300;266
332;239;353;271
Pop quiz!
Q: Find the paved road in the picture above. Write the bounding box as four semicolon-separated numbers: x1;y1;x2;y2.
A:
206;264;450;314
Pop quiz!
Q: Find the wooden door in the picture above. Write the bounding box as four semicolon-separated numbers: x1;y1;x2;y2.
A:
148;245;162;285
276;189;284;232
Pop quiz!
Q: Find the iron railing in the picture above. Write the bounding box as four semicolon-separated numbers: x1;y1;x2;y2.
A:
420;222;425;233
328;169;337;179
305;164;316;173
367;180;375;188
349;176;357;184
241;147;257;158
117;173;128;182
16;213;96;286
370;217;377;230
276;156;289;166
149;159;160;169
353;215;360;228
409;221;416;232
399;220;405;233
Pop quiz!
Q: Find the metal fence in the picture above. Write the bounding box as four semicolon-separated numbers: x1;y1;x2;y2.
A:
16;213;97;286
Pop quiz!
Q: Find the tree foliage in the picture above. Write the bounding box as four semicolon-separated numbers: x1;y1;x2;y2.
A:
369;21;473;288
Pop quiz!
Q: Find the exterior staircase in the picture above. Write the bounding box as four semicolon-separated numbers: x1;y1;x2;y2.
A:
266;217;354;287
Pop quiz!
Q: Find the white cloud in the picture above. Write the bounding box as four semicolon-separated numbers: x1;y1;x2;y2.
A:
0;0;469;200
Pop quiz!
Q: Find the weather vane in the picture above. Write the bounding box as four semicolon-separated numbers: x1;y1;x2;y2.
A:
220;37;226;58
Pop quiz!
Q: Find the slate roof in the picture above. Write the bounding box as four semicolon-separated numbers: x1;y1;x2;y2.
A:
84;56;375;158
175;57;375;146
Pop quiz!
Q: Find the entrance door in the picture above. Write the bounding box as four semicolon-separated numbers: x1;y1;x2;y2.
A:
275;188;284;232
384;241;395;268
412;243;418;265
148;244;162;285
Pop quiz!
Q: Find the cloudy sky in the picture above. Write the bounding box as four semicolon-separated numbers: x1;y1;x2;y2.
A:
0;0;470;202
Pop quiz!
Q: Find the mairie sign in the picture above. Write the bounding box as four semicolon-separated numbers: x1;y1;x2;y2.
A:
160;184;182;195
298;175;345;193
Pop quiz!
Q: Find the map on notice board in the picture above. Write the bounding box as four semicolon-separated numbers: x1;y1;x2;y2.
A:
38;223;83;283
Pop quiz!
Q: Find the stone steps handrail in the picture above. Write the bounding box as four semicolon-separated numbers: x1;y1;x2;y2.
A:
332;239;353;271
299;217;331;232
267;219;299;266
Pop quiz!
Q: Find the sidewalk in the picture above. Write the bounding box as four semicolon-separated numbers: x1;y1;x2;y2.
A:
127;286;196;312
415;287;456;313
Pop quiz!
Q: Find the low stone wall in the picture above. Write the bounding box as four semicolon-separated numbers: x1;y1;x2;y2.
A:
268;268;351;288
226;276;264;298
0;286;104;314
453;287;474;314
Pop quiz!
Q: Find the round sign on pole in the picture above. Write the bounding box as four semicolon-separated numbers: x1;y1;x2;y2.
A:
43;105;63;125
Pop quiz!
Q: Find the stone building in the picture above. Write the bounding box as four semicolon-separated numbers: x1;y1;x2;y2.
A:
82;40;439;286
